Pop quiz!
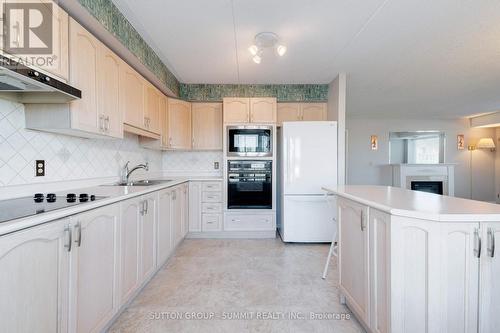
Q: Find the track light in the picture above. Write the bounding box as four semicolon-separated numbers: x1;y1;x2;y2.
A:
277;45;287;56
252;55;262;64
248;32;287;64
248;45;259;56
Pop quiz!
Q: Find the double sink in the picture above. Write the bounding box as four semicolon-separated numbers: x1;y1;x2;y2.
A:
108;179;173;187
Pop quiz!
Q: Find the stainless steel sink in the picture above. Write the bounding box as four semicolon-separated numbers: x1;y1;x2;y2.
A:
105;179;173;186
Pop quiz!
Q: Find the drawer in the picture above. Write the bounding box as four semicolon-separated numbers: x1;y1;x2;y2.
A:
224;214;275;231
202;202;222;213
202;192;222;203
202;214;222;231
202;182;222;192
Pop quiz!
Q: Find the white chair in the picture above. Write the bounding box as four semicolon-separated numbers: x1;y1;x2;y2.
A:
322;192;338;279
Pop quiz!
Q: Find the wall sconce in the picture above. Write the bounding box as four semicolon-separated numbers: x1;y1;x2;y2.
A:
476;137;496;152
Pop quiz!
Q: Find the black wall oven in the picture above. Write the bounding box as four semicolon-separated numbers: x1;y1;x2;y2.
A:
227;125;272;157
227;160;272;209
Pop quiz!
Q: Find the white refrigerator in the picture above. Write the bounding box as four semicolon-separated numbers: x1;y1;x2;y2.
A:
278;121;337;242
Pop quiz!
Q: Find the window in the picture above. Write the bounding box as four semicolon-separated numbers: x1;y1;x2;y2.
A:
389;131;445;164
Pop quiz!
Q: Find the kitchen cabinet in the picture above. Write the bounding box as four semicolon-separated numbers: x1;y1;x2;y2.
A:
167;98;192;150
192;103;223;150
250;98;277;123
223;98;250;123
0;218;70;333
68;18;100;135
119;198;141;304
480;223;500;333
189;182;202;232
145;84;162;134
181;183;189;237
189;181;223;233
141;194;157;281
157;188;173;267
301;103;327;121
337;198;370;324
98;43;123;138
223;97;277;124
69;204;119;333
171;186;183;247
121;62;146;130
277;103;327;125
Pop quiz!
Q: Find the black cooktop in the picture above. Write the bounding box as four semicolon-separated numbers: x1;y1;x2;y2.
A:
0;193;106;223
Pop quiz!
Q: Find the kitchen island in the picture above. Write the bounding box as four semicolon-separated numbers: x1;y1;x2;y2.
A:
323;185;500;333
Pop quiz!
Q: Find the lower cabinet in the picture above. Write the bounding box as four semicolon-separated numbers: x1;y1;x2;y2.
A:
0;218;71;333
141;194;157;281
157;189;173;267
188;181;223;233
338;197;500;333
69;205;119;333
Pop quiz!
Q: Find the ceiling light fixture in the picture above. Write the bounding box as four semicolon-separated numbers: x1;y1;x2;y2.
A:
249;32;287;64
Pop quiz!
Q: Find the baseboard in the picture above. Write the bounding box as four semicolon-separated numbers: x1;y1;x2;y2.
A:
186;230;277;239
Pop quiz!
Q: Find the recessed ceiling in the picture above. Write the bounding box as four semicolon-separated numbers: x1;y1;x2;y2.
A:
111;0;500;118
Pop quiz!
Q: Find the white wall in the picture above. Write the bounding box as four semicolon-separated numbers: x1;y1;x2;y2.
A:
347;116;496;201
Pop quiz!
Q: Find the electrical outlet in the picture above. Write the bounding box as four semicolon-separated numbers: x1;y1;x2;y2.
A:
35;160;45;177
214;162;219;170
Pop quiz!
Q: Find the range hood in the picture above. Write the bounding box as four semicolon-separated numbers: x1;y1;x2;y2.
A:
0;54;81;103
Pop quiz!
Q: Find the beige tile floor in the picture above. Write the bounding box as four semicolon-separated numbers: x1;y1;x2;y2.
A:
109;239;365;333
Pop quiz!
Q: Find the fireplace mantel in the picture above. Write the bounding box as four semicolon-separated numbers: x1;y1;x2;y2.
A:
391;163;456;196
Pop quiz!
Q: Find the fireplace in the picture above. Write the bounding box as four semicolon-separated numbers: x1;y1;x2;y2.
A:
410;181;444;195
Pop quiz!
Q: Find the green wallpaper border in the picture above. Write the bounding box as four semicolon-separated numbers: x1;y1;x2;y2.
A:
77;0;180;96
179;84;329;102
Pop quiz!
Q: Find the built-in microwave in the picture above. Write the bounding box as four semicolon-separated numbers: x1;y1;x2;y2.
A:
226;125;272;157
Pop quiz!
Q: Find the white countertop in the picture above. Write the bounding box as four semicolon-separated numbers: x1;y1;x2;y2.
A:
322;185;500;222
0;176;222;236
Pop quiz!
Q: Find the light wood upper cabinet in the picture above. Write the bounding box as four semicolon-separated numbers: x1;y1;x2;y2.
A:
192;103;222;150
302;103;327;121
250;97;277;123
168;98;192;149
120;63;145;129
277;103;327;125
145;84;161;134
160;95;168;147
277;103;301;124
224;97;277;123
98;44;122;138
223;98;250;123
69;18;99;134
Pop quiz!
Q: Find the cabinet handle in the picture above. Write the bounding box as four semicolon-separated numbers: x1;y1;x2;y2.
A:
74;223;82;247
474;228;482;258
145;200;149;214
64;226;72;252
140;201;145;216
105;116;110;132
488;228;496;258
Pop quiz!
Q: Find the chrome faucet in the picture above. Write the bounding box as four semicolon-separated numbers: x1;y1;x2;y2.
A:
122;161;149;184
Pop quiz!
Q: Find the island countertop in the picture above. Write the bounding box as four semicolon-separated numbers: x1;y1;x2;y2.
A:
322;185;500;222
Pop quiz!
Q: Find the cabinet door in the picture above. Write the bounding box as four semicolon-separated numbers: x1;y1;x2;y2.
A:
189;182;202;232
120;63;145;129
69;18;99;134
338;198;369;323
70;204;119;333
439;223;479;333
223;98;249;123
98;44;122;138
277;103;301;125
192;103;223;150
168;98;192;149
480;223;500;333
119;198;141;304
141;194;157;281
0;218;70;333
171;187;183;246
157;189;172;267
369;209;390;333
181;183;189;237
301;103;327;121
160;95;169;147
250;97;277;123
145;84;161;134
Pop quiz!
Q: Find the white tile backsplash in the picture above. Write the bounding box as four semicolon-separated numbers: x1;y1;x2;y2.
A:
162;151;223;176
0;99;162;186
